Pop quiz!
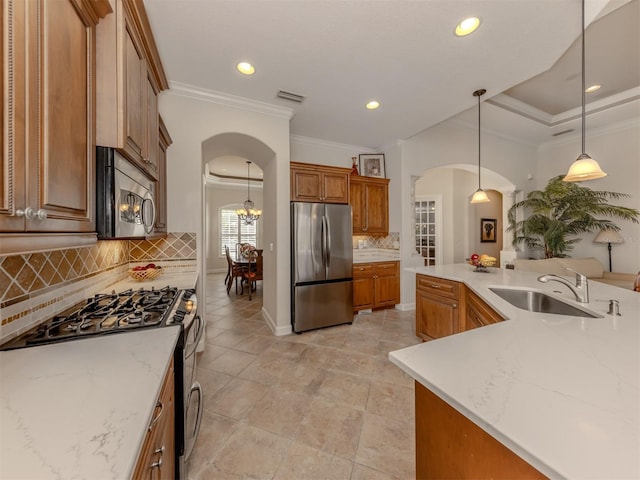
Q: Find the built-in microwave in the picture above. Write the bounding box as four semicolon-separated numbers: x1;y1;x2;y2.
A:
96;147;156;239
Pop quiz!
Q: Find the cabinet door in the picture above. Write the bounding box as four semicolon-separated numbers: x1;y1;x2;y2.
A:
123;17;146;165
373;262;399;307
350;180;364;233
144;70;159;180
27;0;95;232
321;172;349;204
464;288;503;331
364;182;388;234
416;290;459;341
0;0;26;231
291;168;322;202
353;264;375;311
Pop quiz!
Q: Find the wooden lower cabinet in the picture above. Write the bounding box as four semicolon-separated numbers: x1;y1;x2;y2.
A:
133;359;175;480
415;382;545;479
353;261;400;311
415;275;504;341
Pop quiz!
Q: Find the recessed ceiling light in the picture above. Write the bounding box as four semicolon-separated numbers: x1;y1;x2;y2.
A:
585;84;601;93
455;17;481;36
237;62;255;75
366;100;380;110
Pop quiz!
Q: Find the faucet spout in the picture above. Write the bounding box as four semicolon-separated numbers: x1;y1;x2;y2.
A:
537;270;589;303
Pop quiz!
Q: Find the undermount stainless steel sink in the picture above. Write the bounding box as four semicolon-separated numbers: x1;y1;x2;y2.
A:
489;287;603;318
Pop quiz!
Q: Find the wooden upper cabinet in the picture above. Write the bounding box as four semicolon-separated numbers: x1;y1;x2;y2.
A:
290;162;350;204
153;116;172;235
350;176;389;235
1;0;110;237
96;0;168;180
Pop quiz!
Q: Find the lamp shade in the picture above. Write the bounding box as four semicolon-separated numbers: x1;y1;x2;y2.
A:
470;188;490;204
563;154;607;182
593;229;624;244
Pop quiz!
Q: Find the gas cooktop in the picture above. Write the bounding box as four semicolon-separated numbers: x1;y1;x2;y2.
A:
1;286;195;350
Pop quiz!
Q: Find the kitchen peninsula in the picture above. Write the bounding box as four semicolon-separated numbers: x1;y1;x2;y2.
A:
390;264;639;479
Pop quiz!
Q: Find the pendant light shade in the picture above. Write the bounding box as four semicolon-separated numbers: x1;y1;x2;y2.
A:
563;0;607;182
470;88;490;204
236;161;262;225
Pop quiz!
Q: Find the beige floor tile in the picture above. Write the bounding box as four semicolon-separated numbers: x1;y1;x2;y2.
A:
200;424;291;480
295;396;364;460
237;353;293;386
266;340;308;359
276;360;329;395
210;329;254;348
328;348;380;378
373;358;415;388
197;344;232;371
351;463;401;480
197;368;233;402
187;410;238;477
366;380;414;423
316;370;371;410
245;387;314;439
343;334;381;356
208;348;257;376
273;441;353;480
207;377;270;420
355;413;415;479
233;334;276;354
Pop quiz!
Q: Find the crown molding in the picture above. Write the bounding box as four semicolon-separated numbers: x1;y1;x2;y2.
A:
168;81;294;120
290;134;376;153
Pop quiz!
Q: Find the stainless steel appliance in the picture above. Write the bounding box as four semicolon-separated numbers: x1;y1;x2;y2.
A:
96;147;156;238
0;286;203;479
291;202;353;333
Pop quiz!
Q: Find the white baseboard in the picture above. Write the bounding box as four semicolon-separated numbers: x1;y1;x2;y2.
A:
396;303;416;312
262;307;292;336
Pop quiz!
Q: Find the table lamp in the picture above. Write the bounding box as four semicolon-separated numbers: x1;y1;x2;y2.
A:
593;229;624;272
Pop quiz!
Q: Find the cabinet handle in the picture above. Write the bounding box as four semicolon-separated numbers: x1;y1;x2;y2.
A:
151;458;163;469
149;400;164;431
452;303;458;308
16;207;47;220
429;284;440;289
154;445;165;455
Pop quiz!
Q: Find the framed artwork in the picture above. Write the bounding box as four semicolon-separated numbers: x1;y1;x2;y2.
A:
481;218;497;243
359;154;386;179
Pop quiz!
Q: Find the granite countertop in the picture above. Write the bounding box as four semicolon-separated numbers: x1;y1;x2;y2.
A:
0;326;181;479
390;264;639;479
352;248;400;264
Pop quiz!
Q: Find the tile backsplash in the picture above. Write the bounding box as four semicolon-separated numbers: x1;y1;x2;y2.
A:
353;232;400;250
0;233;197;335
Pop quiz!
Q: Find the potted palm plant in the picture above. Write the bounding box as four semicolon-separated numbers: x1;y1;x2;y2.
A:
507;175;639;258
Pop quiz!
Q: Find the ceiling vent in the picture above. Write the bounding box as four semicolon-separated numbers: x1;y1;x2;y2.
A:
277;90;305;103
552;129;575;137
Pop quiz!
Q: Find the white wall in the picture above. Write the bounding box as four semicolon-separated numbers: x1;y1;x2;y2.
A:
159;90;291;334
204;184;264;273
470;189;503;262
290;135;374;169
536;120;640;273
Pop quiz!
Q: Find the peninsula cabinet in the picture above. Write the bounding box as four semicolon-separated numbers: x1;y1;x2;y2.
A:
350;176;389;236
290;162;350;204
416;274;461;341
353;261;400;311
133;359;175;480
95;0;169;181
464;287;504;330
0;0;111;252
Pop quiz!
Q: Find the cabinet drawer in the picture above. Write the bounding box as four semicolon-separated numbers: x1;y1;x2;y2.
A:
353;263;374;278
416;275;460;300
373;261;398;275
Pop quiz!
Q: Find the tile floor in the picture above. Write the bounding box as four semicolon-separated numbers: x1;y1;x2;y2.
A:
188;273;421;480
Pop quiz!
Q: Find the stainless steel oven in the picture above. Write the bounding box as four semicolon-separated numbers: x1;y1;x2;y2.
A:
96;147;156;239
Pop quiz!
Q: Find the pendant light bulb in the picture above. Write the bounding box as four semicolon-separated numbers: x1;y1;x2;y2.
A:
470;89;490;204
563;0;606;182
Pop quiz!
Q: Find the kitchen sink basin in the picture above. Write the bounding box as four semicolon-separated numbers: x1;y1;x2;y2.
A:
489;287;603;318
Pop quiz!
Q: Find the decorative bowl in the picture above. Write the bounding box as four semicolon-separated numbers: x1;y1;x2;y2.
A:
127;267;163;282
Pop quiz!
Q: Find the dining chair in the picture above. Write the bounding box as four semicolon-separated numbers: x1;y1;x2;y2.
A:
242;250;263;300
225;246;244;294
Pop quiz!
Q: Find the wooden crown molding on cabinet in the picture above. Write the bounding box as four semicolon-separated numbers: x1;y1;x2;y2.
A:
73;0;113;24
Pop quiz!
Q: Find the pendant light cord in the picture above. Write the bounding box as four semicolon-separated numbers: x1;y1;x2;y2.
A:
247;161;251;201
581;0;586;155
477;92;481;190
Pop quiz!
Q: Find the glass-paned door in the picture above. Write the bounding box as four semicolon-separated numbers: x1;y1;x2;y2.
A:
415;198;439;266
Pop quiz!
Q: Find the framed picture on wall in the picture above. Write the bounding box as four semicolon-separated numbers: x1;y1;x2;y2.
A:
359;154;386;179
480;218;497;243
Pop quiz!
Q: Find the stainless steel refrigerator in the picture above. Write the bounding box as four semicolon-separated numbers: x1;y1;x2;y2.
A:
291;202;353;333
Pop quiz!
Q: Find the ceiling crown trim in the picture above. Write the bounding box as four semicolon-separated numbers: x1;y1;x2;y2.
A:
290;134;376;153
168;81;295;120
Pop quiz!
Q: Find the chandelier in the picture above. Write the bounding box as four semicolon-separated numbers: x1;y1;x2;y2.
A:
236;160;262;225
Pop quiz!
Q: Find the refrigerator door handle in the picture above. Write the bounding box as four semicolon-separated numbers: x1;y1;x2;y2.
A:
325;214;331;272
321;215;327;277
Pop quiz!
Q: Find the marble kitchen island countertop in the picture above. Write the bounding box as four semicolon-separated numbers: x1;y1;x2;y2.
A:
390;264;639;479
0;326;180;479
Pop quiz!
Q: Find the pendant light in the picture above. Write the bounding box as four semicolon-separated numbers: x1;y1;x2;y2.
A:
236;161;262;225
470;88;490;204
563;0;606;182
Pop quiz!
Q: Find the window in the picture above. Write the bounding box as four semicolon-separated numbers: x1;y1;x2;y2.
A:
415;196;441;266
220;206;257;256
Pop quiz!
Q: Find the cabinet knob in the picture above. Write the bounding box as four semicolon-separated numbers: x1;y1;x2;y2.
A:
16;207;47;220
452;303;458;308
